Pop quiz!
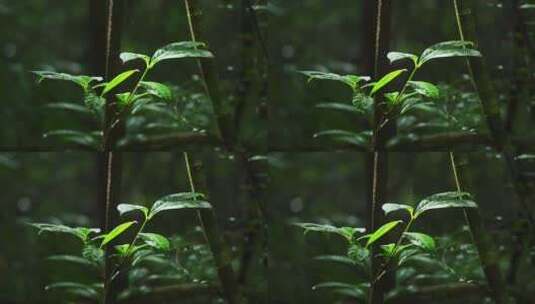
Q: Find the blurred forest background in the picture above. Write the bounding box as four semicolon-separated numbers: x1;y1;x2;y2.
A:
1;0;535;304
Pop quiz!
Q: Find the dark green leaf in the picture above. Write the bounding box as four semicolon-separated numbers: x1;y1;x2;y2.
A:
117;204;149;218
139;233;170;251
299;71;370;91
315;102;360;114
415;191;477;217
387;52;418;65
314;255;355;266
408;81;440;99
149;192;211;219
150;41;213;67
419;40;482;66
28;223;100;243
404;232;436;251
382;203;414;216
44;103;92;115
294;223;365;242
32;71;102;91
120;52;150;66
45;282;100;300
140;81;173;100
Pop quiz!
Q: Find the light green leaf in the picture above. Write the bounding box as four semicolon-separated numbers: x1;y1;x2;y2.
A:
150;41;213;67
365;220;402;248
100;221;137;248
370;69;406;96
387;52;418;65
404;232;435;251
101;69;138;96
117;204;148;218
419;40;482;66
120;52;150;66
140;81;173;100
408;81;440;99
415;191;477;217
139;233;170;251
32;71;102;91
382;203;414;216
149;192;211;219
294;223;365;242
299;71;370;91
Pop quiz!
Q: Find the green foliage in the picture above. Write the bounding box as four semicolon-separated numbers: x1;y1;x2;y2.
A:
370;69;406;96
414;191;477;217
30;192;214;302
294;222;365;242
34;40;215;149
365;220;402;248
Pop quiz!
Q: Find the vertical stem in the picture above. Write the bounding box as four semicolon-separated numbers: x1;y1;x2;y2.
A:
183;154;244;304
183;0;234;146
368;1;393;304
448;152;510;304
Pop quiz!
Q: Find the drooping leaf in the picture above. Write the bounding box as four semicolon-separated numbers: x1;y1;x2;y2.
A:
294;223;365;242
101;69;138;96
313;130;371;148
45;282;100;300
299;71;370;91
44;103;92;115
387;52;418;65
140;81;173;100
139;233;170;251
382;203;414;217
365;220;403;248
419;40;482;66
370;69;406;96
32;71;102;92
408;81;440;99
43;130;100;149
28;223;100;243
150;41;213;67
148;192;211;219
404;232;436;251
314;255;355;266
415;191;477;217
100;221;137;248
117;204;149;218
46;255;96;268
315;102;360;114
120;52;150;66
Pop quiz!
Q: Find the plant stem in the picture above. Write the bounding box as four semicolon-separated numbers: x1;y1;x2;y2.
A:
448;152;510;304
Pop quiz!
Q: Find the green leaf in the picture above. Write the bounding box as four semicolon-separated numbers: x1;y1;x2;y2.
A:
149;192;211;219
139;233;170;251
419;40;482;66
299;71;370;91
28;223;100;243
387;52;418;65
44;103;92;115
313;130;371;148
382;203;414;217
312;282;360;291
140;81;173;100
100;221;137;248
314;255;355;266
348;244;370;263
32;71;102;91
82;245;104;264
294;223;365;242
46;255;95;268
415;191;477;217
370;69;406;96
365;220;402;248
120;52;150;66
381;243;397;257
404;232;436;251
408;81;440;99
315;102;360;114
45;282;100;300
101;69;138;96
84;92;105;113
117;204;149;218
150;41;213;67
43;130;100;149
